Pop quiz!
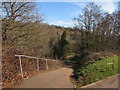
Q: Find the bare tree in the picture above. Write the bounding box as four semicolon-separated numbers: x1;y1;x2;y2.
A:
2;2;44;41
2;2;35;21
73;2;119;57
73;2;103;32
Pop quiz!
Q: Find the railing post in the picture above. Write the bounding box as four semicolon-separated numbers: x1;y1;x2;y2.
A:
37;59;39;72
112;59;114;70
19;56;23;79
45;60;48;70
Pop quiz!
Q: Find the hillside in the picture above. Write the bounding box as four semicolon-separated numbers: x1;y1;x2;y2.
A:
5;21;81;58
2;2;119;88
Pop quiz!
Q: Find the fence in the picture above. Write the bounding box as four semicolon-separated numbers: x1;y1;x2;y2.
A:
15;55;64;79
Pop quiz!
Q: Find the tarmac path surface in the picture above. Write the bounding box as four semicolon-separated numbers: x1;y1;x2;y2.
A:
14;67;74;88
13;67;119;88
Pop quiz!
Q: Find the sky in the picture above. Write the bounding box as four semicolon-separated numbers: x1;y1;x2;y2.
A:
36;1;119;27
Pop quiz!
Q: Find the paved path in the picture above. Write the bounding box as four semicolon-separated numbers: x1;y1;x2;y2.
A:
82;74;119;88
14;68;73;88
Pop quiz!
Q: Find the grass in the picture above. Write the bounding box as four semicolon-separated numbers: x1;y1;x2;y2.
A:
73;56;119;87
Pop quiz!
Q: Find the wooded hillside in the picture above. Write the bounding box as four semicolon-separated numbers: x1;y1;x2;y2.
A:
1;2;120;88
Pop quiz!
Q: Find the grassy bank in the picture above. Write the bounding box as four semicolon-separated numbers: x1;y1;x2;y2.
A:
73;56;119;87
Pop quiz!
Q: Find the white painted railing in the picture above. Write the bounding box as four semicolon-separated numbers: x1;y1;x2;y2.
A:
15;55;60;79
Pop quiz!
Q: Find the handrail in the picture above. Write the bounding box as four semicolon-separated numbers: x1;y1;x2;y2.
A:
15;55;59;61
15;54;61;79
15;55;39;59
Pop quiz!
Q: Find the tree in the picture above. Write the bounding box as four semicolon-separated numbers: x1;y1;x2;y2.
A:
53;31;69;60
73;2;103;32
73;2;119;65
73;2;105;57
2;2;44;41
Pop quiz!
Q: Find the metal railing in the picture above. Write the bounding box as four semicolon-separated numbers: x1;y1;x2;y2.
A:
15;55;60;79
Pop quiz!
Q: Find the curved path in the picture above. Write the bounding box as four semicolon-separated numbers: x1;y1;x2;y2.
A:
14;67;73;88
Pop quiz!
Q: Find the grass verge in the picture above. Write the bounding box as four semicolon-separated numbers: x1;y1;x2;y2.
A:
73;56;119;87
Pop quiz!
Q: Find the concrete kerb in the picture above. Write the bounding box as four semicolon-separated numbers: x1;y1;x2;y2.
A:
80;73;119;88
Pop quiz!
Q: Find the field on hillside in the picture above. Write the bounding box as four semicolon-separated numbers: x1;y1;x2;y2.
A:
73;56;119;87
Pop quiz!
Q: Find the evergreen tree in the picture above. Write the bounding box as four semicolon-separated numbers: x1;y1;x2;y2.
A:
53;31;69;60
